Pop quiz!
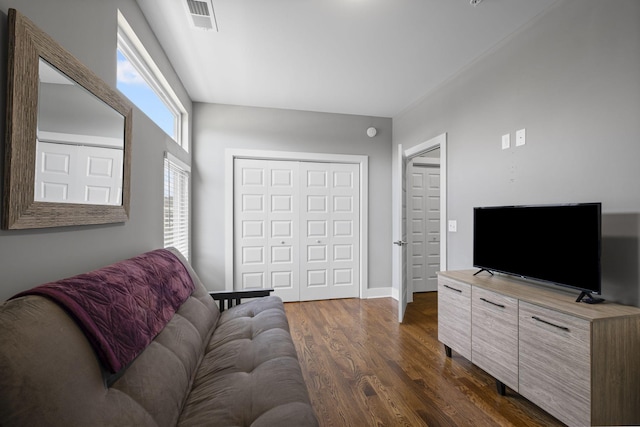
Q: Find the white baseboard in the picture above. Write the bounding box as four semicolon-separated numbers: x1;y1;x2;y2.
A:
364;287;394;299
365;286;398;299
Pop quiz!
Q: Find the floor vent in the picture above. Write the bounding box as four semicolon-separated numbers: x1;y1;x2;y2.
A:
185;0;218;31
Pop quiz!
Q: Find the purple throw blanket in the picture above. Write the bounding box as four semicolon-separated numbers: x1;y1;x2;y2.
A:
12;249;195;373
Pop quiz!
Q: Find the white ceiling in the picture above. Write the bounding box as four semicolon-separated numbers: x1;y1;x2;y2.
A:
137;0;558;118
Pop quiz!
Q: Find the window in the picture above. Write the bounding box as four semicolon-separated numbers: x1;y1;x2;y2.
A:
164;153;190;259
117;11;187;150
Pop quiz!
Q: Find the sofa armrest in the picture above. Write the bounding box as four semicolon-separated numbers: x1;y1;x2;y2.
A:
209;289;274;312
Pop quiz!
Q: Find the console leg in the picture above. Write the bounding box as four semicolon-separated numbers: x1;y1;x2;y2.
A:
444;345;452;358
496;380;506;396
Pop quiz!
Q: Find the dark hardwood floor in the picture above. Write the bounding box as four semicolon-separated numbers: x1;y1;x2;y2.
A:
284;292;563;427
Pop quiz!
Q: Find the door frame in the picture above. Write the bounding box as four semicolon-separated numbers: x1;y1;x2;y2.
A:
225;149;369;299
394;133;447;318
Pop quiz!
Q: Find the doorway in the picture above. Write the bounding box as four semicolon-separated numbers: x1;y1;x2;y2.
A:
395;133;447;322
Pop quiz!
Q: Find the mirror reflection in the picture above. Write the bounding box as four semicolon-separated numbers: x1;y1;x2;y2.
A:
36;59;125;205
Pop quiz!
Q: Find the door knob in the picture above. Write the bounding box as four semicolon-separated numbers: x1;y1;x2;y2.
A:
393;240;407;246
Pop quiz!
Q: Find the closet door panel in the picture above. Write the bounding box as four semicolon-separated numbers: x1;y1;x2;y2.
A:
234;159;300;301
266;162;300;301
300;162;359;301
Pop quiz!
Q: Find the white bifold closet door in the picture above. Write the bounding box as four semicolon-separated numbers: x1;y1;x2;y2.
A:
234;158;359;302
299;161;360;301
234;159;300;301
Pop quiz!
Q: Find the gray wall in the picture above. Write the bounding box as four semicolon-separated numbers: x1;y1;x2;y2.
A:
192;103;392;292
393;0;640;306
0;0;192;300
39;81;125;139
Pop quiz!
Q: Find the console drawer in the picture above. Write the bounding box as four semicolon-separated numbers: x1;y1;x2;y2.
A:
471;287;519;391
519;301;591;427
438;276;471;360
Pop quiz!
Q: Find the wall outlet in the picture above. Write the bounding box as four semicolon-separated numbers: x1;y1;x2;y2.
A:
501;134;510;150
516;128;526;146
448;220;457;232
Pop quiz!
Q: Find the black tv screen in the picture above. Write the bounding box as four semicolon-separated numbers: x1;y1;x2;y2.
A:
473;203;601;294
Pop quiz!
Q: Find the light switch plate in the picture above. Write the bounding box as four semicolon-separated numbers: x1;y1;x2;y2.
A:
502;134;510;150
516;128;526;146
448;220;457;232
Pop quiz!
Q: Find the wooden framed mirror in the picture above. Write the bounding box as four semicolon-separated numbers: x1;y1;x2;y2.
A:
2;8;133;229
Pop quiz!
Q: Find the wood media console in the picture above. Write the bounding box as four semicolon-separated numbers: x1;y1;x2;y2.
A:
438;270;640;427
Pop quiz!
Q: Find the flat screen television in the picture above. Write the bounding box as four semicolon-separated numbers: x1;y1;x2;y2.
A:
473;203;602;302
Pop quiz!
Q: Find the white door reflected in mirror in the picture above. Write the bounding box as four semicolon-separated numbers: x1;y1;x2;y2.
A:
35;59;125;205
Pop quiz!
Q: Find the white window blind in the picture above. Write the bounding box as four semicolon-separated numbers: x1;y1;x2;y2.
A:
164;153;190;259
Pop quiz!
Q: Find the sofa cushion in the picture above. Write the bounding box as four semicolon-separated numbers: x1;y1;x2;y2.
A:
178;296;318;427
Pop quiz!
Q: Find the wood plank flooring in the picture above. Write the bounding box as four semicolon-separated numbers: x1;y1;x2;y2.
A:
284;292;564;427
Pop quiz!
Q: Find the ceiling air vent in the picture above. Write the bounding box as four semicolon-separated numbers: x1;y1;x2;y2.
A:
185;0;218;31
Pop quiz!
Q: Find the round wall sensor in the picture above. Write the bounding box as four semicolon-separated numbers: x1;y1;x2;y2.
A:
366;127;377;138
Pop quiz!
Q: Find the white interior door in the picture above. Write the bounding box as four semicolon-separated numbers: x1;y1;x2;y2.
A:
408;162;440;293
300;162;360;301
408;161;426;294
267;162;301;300
234;158;359;302
234;159;300;301
424;165;441;291
395;144;408;322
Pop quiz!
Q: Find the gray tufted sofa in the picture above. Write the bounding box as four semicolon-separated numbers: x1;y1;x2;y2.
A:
0;248;318;426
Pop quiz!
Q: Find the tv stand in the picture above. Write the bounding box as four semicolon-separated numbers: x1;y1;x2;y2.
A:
576;291;605;304
473;268;493;276
438;270;640;426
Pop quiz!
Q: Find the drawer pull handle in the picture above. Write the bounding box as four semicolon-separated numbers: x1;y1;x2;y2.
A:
532;316;570;332
444;284;462;293
480;297;505;308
